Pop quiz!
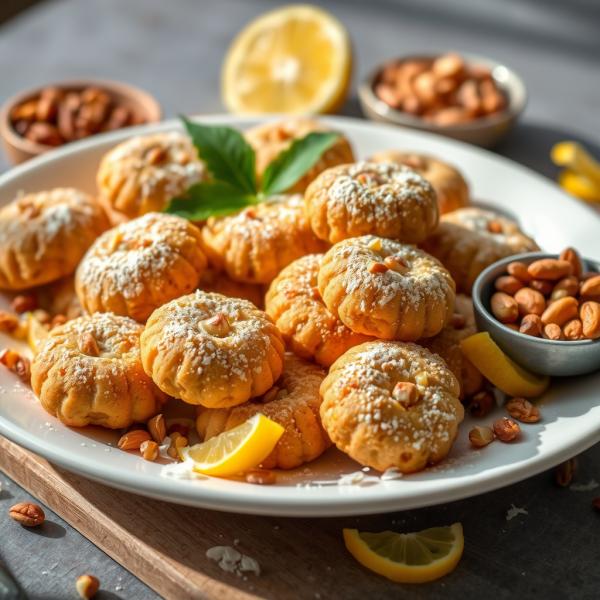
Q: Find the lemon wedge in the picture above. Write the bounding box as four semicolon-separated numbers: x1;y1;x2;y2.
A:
551;142;600;185
343;523;464;584
460;332;550;398
222;4;352;114
178;413;284;477
557;169;600;203
27;312;49;355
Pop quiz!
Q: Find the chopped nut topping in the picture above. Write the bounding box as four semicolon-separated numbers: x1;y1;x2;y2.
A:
384;255;410;275
414;371;428;388
392;381;419;407
356;171;384;187
200;313;231;337
78;332;100;357
368;260;389;274
146;145;167;165
367;238;382;251
507;397;540;423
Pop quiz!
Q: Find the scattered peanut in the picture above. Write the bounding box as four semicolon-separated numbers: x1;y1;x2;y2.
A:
493;418;521;442
76;574;100;599
32;308;51;325
118;430;152;450
167;433;188;459
469;390;495;417
555;457;578;487
469;425;495;447
368;260;389;274
147;414;166;444
0;348;20;369
261;386;280;404
14;356;31;383
0;311;19;333
50;314;68;330
506;397;540;423
9;502;45;526
140;440;159;461
168;423;190;438
11;293;38;313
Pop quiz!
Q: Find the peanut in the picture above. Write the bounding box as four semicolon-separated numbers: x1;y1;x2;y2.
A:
490;292;519;323
368;261;389;274
580;301;600;339
493;418;521;442
494;275;524;295
580;275;600;297
507;261;532;283
469;390;494;417
76;574;100;599
542;323;564;341
553;276;579;297
505;323;519;331
140;440;159;461
0;311;19;333
559;247;582;279
563;319;584;340
555;457;578;487
0;348;20;369
9;502;45;526
14;356;31;383
514;287;545;316
392;381;419;407
527;259;572;281
78;332;100;357
384;256;410;275
118;430;151;450
11;293;38;313
507;397;540;423
541;296;579;326
519;314;542;337
529;279;553;296
469;425;495;447
147;414;166;444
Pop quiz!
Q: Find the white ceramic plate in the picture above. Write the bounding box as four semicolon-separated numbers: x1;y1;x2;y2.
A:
1;115;599;517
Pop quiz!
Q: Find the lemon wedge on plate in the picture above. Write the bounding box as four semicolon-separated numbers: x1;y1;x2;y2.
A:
222;4;352;114
178;413;284;477
343;523;464;584
27;312;49;355
460;332;550;398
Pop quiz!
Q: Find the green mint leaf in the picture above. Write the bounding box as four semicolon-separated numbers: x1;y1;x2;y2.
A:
163;180;257;221
181;116;256;194
261;131;340;196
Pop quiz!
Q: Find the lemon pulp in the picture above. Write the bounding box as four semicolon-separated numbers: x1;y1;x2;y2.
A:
343;523;464;584
179;413;284;477
222;4;352;114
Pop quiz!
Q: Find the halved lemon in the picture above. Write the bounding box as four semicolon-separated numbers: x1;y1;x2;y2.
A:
343;523;464;584
178;413;284;477
222;4;352;114
27;312;49;355
460;332;550;398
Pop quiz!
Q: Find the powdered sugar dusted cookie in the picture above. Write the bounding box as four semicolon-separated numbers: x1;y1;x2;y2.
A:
244;118;355;193
305;161;439;244
198;268;264;309
196;355;331;469
370;151;470;215
318;236;455;341
31;313;167;428
75;212;207;323
140;291;285;408
320;340;464;473
0;188;110;291
97;131;207;219
200;195;328;285
265;254;374;366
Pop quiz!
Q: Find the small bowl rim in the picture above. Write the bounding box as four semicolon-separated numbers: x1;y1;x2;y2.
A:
0;77;162;155
472;251;600;347
358;50;528;132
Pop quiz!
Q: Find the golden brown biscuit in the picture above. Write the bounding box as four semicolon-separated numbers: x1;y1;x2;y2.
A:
198;268;264;309
31;313;167;428
320;341;464;473
244;118;355;193
196;355;331;469
141;291;285;408
75;212;207;323
370;151;470;214
318;236;455;341
420;208;539;295
97;131;207;219
418;294;484;400
305;161;439;244
265;254;374;366
200;196;328;285
0;188;110;291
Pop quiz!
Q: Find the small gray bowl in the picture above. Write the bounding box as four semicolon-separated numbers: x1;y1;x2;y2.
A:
358;51;527;148
472;252;600;377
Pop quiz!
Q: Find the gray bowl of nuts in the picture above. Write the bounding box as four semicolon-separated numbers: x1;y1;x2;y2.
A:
472;249;600;377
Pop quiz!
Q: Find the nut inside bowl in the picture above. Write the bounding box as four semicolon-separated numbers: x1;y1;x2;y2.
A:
0;78;162;166
358;51;527;148
472;252;600;377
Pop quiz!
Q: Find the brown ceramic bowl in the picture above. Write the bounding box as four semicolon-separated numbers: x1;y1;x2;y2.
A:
0;78;162;165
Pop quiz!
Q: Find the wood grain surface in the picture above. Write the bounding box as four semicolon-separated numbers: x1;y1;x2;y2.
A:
0;434;414;600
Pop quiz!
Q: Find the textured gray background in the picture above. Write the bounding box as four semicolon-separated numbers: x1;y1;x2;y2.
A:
0;0;599;598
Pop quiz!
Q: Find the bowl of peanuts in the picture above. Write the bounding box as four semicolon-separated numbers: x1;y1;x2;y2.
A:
358;51;527;148
0;78;162;165
472;249;600;376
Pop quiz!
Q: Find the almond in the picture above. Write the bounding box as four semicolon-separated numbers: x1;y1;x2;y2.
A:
559;247;582;279
527;259;573;281
147;413;166;444
580;275;600;297
541;296;579;326
581;301;600;339
9;502;45;526
118;430;152;450
514;287;545;316
490;292;519;323
494;275;524;295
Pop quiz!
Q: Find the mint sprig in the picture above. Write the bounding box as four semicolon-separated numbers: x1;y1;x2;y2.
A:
164;118;340;221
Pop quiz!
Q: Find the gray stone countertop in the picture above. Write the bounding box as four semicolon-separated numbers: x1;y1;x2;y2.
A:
0;0;599;598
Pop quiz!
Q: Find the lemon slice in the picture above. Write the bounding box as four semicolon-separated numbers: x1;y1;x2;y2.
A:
179;413;284;477
343;523;464;584
460;332;550;398
222;4;352;114
558;169;600;203
27;312;49;355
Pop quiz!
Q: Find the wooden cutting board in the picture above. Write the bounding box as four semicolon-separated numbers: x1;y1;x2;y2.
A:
0;435;410;600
